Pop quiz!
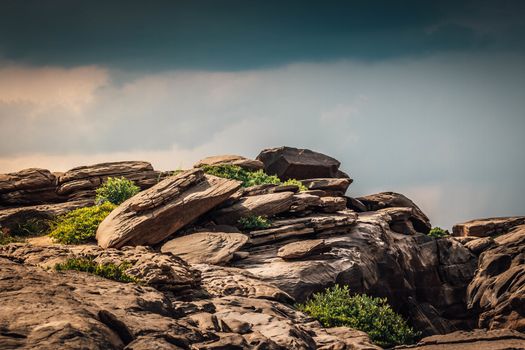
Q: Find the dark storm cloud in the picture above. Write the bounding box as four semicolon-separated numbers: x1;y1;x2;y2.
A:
0;0;524;70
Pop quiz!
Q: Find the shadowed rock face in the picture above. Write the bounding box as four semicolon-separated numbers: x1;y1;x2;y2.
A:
466;225;525;332
96;169;241;248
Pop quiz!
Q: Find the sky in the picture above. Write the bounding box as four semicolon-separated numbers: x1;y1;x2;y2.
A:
0;0;524;229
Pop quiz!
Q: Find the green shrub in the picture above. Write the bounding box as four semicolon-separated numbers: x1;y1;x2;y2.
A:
54;257;138;283
49;203;116;244
428;227;450;238
238;215;271;230
95;177;140;205
202;164;306;190
282;178;308;191
297;285;419;348
12;218;50;237
0;232;25;245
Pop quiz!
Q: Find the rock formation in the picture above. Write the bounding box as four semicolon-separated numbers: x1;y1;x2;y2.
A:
0;146;523;349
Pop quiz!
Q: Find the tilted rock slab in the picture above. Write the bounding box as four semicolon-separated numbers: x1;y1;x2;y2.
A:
193;154;264;171
0;168;63;205
161;231;249;265
453;216;525;237
96;169;241;248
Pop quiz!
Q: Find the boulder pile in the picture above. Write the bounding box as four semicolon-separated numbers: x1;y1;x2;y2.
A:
0;146;523;350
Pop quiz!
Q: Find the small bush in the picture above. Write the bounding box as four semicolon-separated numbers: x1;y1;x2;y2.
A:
12;218;50;237
428;227;450;238
202;164;306;190
297;285;419;348
95;177;140;205
54;257;138;283
282;178;308;191
238;215;271;230
49;202;116;244
0;232;25;245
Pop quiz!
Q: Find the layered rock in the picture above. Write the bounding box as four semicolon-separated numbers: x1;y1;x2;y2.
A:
277;239;330;260
96;169;241;248
466;224;525;332
0;168;63;206
357;192;431;234
300;177;352;195
161;231;249;265
453;216;525;237
194;155;264;171
57;161;159;200
256;146;349;180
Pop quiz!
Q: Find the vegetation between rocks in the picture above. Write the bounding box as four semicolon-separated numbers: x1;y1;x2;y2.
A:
202;164;307;190
54;257;138;283
238;215;271;230
95;176;140;205
428;226;450;238
0;218;50;245
297;285;419;348
48;202;116;244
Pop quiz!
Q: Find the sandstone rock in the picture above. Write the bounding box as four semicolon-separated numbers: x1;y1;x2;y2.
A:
396;329;525;349
194;155;264;171
57;161;159;200
318;196;347;213
161;231;249;265
453;216;525;237
211;191;294;225
464;237;496;255
277;239;330;260
357;192;431;234
256;146;346;180
301;177;353;195
96;169;241;248
466;225;525;332
0;168;63;205
346;196;368;212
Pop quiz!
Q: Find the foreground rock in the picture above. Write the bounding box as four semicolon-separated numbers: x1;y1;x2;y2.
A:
161;231;249;265
0;245;379;350
466;224;525;332
193;155;264;171
396;329;525;349
453;216;525;237
97;169;241;248
357;192;431;234
256;146;349;180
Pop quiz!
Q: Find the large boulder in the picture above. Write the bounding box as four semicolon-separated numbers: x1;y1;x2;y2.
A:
453;216;525;237
0;168;63;206
161;231;249;265
466;224;525;332
96;169;241;249
357;192;431;234
193;155;264;171
256;146;348;180
57;161;160;201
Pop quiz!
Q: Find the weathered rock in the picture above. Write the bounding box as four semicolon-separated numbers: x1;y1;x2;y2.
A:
57;161;159;200
256;146;346;180
301;177;353;195
318;196;347;213
453;216;525;237
0;200;93;234
277;239;330;260
357;192;431;234
96;169;241;248
346;196;368;212
466;225;525;332
194;155;264;171
396;329;525;349
464;237;496;255
211;191;295;225
161;231;249;265
0;168;63;205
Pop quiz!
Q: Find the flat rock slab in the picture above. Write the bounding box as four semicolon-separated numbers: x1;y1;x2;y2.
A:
277;239;330;259
161;231;249;265
453;216;525;237
96;169;241;248
211;191;295;225
193;154;264;171
301;177;353;194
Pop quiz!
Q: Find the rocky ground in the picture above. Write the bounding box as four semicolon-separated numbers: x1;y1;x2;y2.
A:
0;146;524;349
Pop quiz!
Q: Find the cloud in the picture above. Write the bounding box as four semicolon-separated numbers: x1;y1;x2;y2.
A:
1;53;524;228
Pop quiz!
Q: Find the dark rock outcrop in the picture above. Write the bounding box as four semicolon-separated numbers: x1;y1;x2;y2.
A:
256;146;348;180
